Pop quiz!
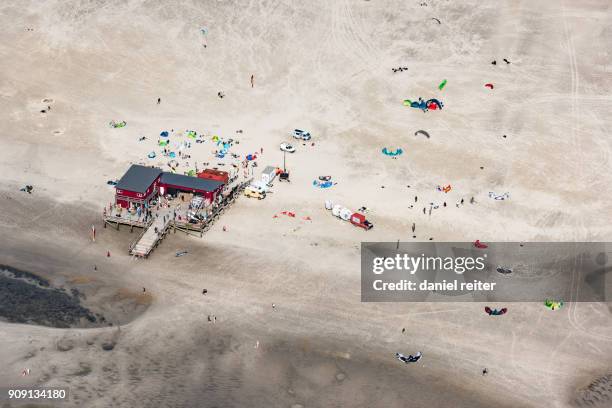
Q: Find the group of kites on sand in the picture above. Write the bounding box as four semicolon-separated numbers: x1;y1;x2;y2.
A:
391;57;567;375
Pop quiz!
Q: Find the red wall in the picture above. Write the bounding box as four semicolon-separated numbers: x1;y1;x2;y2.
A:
159;183;221;202
115;175;161;207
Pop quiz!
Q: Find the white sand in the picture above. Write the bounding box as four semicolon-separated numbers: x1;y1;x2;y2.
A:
1;0;611;407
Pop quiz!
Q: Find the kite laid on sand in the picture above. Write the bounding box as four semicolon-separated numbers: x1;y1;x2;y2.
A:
474;240;488;249
396;352;422;364
382;147;403;156
404;98;444;112
485;307;507;316
545;299;564;310
415;129;430;138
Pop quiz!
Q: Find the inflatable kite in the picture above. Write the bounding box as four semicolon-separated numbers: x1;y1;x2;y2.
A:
110;120;127;128
147;152;156;159
426;98;443;110
496;266;512;275
436;184;451;193
474;240;488;249
415;130;430;138
438;79;447;90
382;147;403;156
485;83;494;89
489;192;510;200
158;140;169;146
186;130;197;139
168;152;177;158
431;18;441;24
485;307;507;316
396;352;422;364
160;131;169;137
544;299;564;310
313;180;334;188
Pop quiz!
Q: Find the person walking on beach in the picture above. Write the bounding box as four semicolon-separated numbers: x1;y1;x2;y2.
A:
250;74;254;88
157;97;161;105
482;368;488;376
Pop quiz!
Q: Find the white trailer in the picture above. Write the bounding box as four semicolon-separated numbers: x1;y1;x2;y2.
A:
261;166;277;185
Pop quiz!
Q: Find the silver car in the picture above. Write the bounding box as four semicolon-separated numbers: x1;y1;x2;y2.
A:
292;129;312;140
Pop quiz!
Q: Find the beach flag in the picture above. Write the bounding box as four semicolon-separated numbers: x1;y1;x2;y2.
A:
91;224;96;242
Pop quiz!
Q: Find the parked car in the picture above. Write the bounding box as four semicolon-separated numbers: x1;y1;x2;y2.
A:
244;188;266;200
280;142;296;153
292;129;312;140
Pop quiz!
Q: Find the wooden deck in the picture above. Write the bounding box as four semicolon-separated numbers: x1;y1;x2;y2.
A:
103;215;150;230
106;178;252;259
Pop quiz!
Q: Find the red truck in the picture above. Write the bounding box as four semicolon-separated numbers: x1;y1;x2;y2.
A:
350;212;373;230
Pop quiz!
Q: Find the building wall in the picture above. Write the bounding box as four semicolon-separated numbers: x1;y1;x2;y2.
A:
115;175;161;207
159;183;223;202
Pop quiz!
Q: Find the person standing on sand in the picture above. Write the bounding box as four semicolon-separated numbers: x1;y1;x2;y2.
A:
251;74;254;88
157;97;161;104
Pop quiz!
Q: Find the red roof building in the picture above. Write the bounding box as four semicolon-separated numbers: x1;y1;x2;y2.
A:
197;169;229;184
114;165;225;208
114;165;162;208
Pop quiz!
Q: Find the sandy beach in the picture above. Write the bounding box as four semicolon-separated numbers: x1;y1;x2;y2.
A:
1;0;611;407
